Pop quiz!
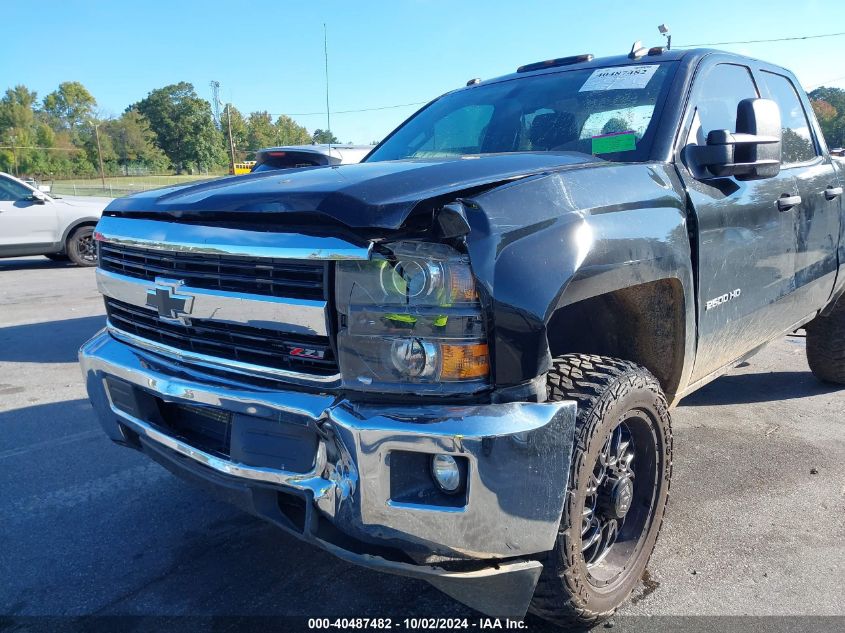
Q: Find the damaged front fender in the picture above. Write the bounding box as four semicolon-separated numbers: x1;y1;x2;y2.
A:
463;162;693;388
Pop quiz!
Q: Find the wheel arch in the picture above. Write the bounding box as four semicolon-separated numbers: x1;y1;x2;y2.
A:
61;218;99;249
548;278;689;402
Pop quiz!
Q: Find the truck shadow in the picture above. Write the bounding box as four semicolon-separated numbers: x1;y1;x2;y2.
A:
0;257;75;271
0;315;105;363
680;370;840;406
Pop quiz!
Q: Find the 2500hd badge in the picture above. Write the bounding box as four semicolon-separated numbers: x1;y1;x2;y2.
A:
81;46;845;627
706;288;742;310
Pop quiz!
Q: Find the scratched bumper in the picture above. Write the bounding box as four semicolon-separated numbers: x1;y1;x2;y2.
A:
80;330;576;616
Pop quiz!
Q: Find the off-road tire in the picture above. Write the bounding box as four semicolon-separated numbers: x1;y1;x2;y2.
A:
806;300;845;384
66;226;98;267
530;354;672;628
44;253;69;262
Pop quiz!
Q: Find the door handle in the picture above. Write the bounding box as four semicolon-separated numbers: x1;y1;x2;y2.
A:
777;194;802;212
824;186;843;200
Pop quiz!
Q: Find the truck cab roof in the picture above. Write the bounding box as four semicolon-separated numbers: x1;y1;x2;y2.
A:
471;47;794;89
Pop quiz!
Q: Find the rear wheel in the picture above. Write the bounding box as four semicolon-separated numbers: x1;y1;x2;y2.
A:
66;226;98;267
806;301;845;384
531;354;672;628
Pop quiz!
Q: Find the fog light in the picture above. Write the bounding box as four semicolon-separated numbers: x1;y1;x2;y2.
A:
431;454;461;493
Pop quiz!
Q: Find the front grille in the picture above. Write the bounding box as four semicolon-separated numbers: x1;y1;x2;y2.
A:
105;297;338;376
99;242;327;301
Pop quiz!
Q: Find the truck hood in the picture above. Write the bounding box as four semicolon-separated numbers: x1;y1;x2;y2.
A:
105;153;600;229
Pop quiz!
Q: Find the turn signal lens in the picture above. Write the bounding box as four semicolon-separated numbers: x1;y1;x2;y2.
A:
447;265;477;303
440;343;489;380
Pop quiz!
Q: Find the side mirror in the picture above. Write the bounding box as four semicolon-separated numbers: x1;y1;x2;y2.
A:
29;191;48;204
690;98;782;180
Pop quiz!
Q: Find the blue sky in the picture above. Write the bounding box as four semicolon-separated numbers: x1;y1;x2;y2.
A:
3;0;844;144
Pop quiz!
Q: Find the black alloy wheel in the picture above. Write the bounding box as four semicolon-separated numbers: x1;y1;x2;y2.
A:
67;226;98;267
531;354;672;628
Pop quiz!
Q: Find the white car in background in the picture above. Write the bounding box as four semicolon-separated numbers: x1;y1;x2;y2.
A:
0;172;113;266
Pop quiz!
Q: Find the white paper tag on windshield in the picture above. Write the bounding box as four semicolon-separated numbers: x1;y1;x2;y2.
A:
579;65;658;92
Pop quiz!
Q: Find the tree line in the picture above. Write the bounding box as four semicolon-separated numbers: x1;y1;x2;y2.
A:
2;80;843;180
0;80;344;179
810;87;845;150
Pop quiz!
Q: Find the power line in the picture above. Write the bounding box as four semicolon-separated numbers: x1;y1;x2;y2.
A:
808;74;845;90
0;145;80;151
267;100;428;118
677;30;845;48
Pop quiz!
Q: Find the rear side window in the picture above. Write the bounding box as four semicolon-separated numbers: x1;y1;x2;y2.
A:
691;63;758;143
760;71;817;165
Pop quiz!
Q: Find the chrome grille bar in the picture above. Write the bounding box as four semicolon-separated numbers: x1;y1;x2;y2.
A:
92;216;372;386
97;268;329;337
94;216;372;260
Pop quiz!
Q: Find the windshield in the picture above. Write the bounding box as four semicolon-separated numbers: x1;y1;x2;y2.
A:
367;62;676;163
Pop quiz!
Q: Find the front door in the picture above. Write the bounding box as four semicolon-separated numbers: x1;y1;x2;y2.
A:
0;175;58;255
678;61;802;383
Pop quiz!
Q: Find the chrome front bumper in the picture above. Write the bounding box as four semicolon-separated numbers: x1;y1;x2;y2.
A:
80;330;576;617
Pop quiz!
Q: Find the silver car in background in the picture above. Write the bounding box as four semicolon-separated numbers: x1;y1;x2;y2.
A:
0;171;112;266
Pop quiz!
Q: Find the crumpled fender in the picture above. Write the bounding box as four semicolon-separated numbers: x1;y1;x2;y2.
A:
464;162;695;388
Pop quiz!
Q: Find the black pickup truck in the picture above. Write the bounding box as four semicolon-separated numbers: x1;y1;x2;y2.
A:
81;47;845;626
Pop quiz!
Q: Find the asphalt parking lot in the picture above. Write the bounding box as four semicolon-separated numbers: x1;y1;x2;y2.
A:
2;256;844;631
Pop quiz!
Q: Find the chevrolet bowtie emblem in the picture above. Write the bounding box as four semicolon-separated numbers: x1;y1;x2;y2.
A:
145;279;194;324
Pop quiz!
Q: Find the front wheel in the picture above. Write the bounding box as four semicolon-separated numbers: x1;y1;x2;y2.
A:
531;354;672;628
66;226;98;267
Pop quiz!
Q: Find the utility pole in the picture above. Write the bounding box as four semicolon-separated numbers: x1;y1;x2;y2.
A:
9;134;18;177
226;103;236;174
94;124;106;189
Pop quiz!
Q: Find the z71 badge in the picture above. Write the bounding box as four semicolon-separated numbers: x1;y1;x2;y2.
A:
289;346;326;359
706;288;742;311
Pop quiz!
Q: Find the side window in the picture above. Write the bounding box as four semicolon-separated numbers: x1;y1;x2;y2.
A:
689;63;759;145
760;71;817;165
0;177;33;201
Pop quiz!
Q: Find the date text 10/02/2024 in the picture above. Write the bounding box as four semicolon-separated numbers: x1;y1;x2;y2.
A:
307;618;528;629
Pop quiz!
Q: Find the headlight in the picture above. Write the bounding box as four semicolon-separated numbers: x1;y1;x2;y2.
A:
335;241;489;394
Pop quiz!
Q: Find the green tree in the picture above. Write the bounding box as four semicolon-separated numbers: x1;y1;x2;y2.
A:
0;85;39;174
274;115;311;146
79;123;119;175
0;85;37;131
102;110;168;172
246;111;276;151
42;81;97;134
312;128;339;144
810;87;845;149
133;82;224;173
